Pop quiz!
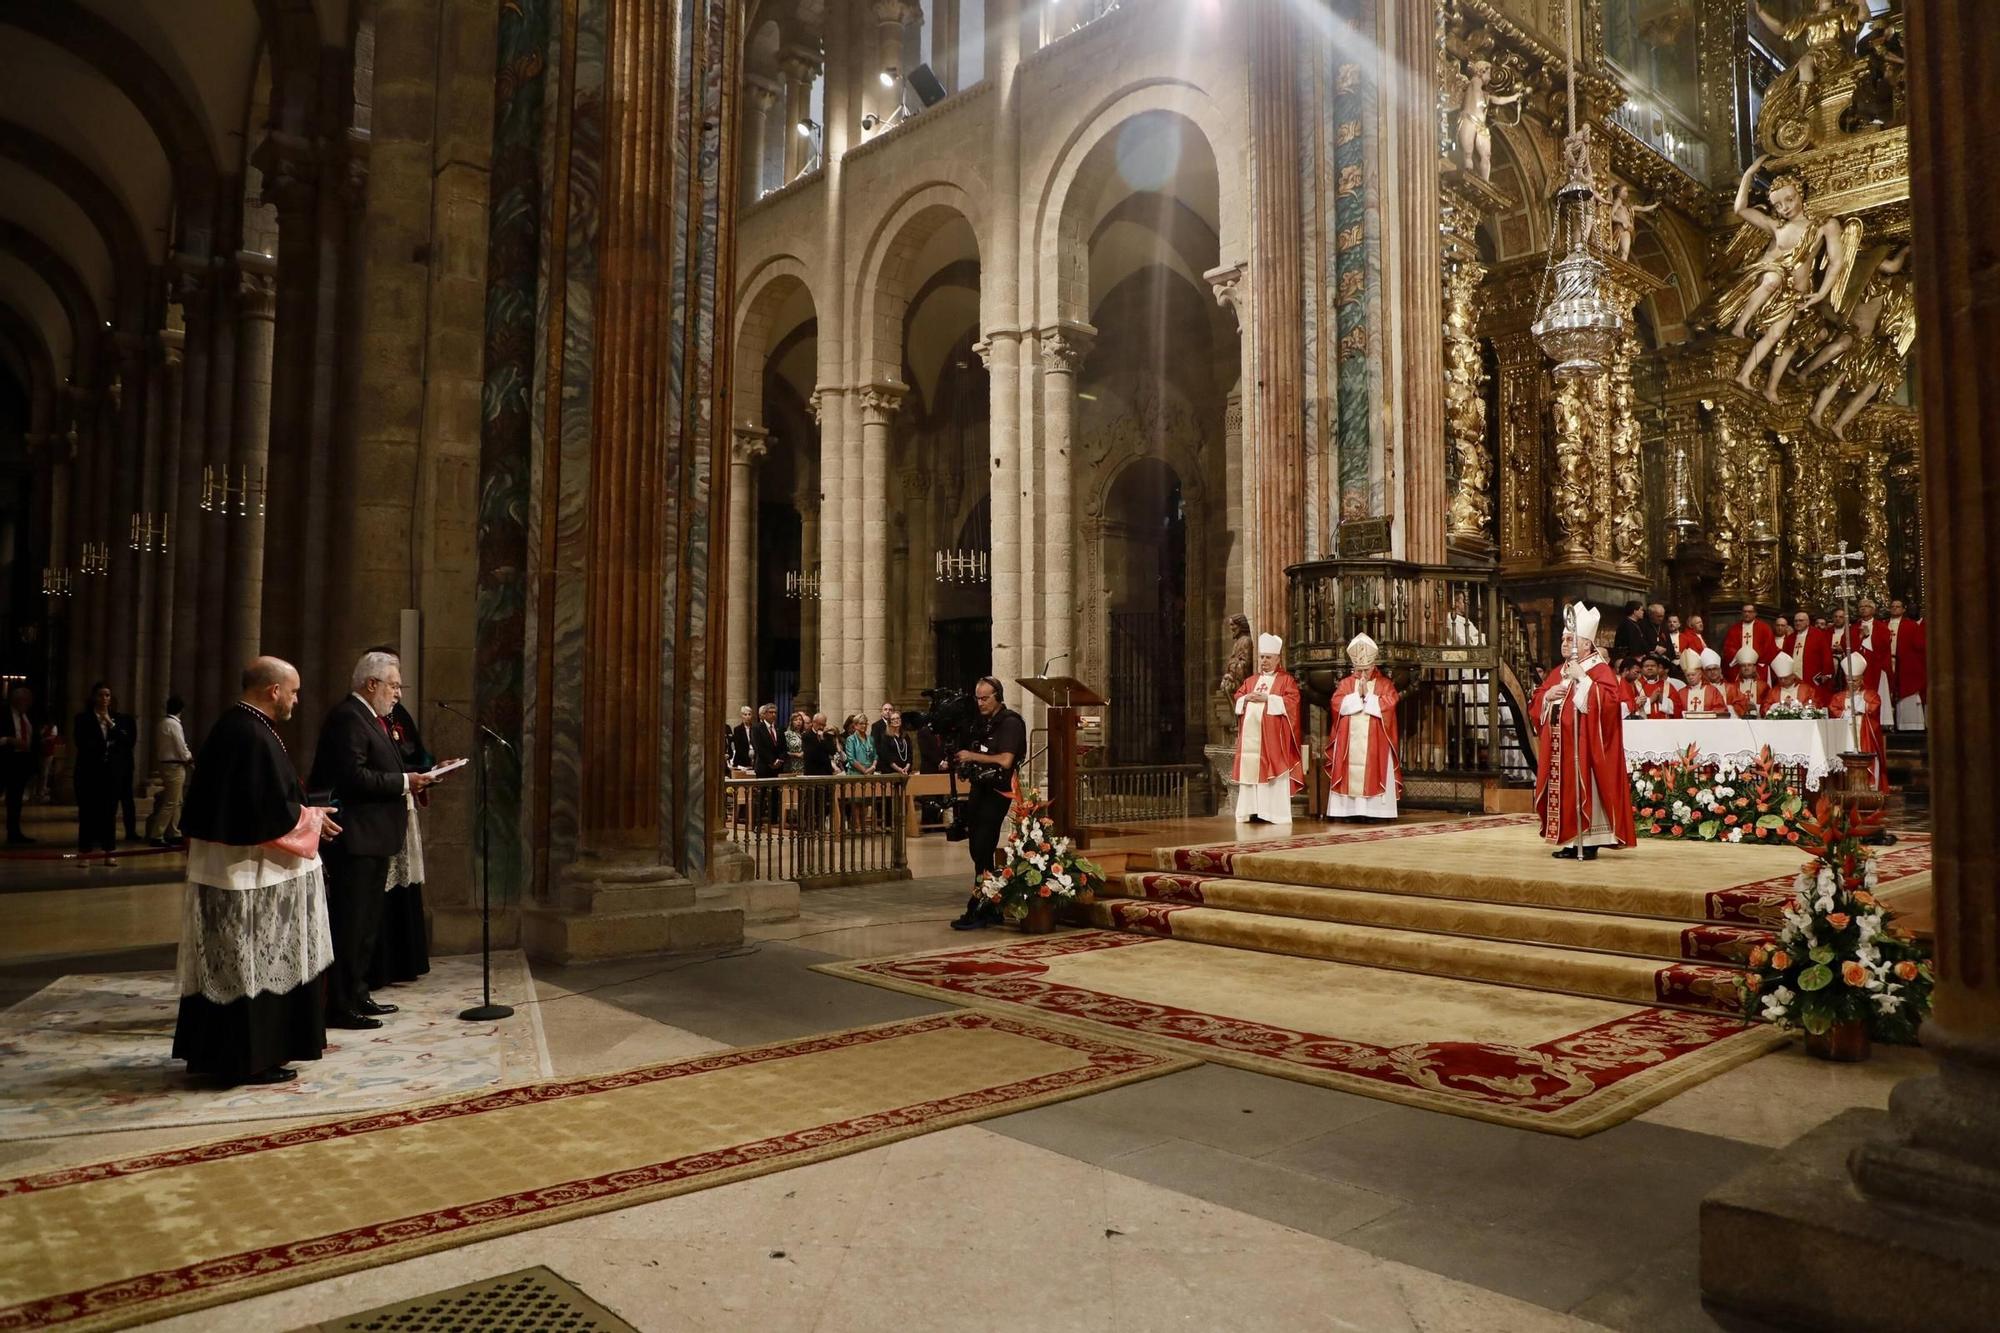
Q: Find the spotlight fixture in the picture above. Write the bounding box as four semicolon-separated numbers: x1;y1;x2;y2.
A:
796;117;818;138
879;66;898;88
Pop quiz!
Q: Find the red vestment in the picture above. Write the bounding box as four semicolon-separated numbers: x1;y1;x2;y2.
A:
1324;672;1401;798
1828;688;1888;790
1532;659;1637;848
1760;683;1817;712
1232;670;1304;789
1781;627;1835;704
1682;681;1730;715
1724;682;1761;717
1852;618;1893;696
1722;620;1777;689
1886;616;1927;704
1630;679;1685;718
1675;629;1707;657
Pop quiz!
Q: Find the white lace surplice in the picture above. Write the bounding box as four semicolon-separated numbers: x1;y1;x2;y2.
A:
386;793;426;889
176;837;335;1005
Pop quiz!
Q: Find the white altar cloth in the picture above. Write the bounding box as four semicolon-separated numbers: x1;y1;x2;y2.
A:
1623;717;1853;791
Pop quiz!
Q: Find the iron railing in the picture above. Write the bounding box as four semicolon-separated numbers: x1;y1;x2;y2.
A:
1286;560;1541;806
1078;763;1201;825
722;774;910;888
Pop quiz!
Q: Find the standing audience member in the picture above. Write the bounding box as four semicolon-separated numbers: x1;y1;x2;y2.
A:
171;657;336;1086
1677;614;1708;658
841;713;877;774
1611;601;1651;668
309;651;437;1030
1722;604;1777;686
877;709;912;776
868;701;895;756
148;695;193;845
727;706;756;774
800;712;838;829
783;709;809;774
1884;597;1926;731
3;684;39;844
949;677;1027;930
72;683;136;865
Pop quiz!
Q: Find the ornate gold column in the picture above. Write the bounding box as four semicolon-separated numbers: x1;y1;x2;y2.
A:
1479;258;1547;573
1858;447;1891;602
1608;334;1646;575
1441;165;1510;561
1549;376;1594;565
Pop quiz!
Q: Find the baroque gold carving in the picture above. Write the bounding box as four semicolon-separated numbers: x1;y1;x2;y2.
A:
1609;335;1646;572
1550;376;1594;564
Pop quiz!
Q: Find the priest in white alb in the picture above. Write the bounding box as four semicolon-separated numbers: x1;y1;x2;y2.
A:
1324;633;1401;820
1232;633;1304;824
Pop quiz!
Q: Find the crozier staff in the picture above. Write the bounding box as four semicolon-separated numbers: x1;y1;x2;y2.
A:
171;657;339;1086
1533;603;1636;862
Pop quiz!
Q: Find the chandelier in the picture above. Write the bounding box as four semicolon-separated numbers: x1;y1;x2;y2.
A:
202;464;266;517
935;548;989;585
1530;1;1626;379
79;542;110;576
41;566;71;598
130;511;169;554
785;569;820;600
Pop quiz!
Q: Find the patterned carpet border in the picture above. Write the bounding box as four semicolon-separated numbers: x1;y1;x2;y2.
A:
815;932;1785;1138
0;1011;1194;1333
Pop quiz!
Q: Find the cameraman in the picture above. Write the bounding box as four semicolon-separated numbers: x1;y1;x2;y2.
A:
948;676;1026;930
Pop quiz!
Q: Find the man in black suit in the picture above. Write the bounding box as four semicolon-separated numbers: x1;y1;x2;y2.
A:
3;684;39;844
748;702;784;821
309;650;437;1028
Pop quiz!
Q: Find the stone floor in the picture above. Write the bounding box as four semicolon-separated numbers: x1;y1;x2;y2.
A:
0;861;1934;1331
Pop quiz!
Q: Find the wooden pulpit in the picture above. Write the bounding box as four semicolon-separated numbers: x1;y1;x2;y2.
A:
1016;675;1108;848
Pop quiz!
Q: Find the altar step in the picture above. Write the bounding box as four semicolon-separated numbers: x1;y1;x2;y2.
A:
1085;896;1746;1016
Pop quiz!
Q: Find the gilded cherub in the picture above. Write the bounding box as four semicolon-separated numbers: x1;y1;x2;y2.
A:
1706;156;1848;399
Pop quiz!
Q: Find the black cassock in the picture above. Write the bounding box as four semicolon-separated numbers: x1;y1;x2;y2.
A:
370;700;433;989
171;704;331;1081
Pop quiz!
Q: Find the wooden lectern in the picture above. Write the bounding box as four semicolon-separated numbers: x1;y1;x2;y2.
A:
1016;675;1108;848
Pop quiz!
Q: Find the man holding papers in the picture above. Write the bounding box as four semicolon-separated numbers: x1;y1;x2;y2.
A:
309;651;441;1029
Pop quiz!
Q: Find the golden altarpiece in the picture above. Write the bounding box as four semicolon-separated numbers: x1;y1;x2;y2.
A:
1287;0;1918;809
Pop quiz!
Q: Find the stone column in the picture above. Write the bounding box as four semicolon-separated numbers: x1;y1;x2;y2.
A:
196;259;241;726
1249;0;1304;623
779;51;819;181
726;426;768;712
810;387;845;705
105;343;147;712
933;0;961;92
1039;322;1093;680
741;81;778;207
858;382;903;709
1379;0;1444;565
978;334;1023;694
147;330;183;746
167;265;211;723
870;0;907;123
1702;5;2000;1322
796;486;820;704
225;250;277;677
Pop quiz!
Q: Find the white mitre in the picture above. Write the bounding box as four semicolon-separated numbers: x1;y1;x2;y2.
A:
1680;648;1702;678
1257;633;1283;656
1700;648;1723;670
1733;642;1761;667
1346;633;1379;668
1845;651;1870;679
1569;601;1602;650
1771;652;1796;681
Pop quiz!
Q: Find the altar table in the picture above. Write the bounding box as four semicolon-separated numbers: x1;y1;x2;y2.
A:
1623;717;1855;791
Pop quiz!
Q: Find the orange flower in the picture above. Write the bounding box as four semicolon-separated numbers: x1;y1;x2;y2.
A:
1841;961;1868;987
1854;891;1877;907
1037;886;1051;898
1827;913;1851;930
1749;945;1769;968
1771;950;1792;970
1895;960;1919;982
1724;814;1738;826
1746;973;1763;992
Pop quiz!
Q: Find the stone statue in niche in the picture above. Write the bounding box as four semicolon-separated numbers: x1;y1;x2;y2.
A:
1454;59;1523;182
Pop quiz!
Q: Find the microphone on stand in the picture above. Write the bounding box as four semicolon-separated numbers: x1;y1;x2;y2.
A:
433;699;516;753
429;699;515;1022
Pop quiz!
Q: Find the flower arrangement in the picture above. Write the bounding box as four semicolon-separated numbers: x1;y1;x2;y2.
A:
977;789;1105;919
1741;798;1933;1045
1760;702;1827;720
1631;744;1807;844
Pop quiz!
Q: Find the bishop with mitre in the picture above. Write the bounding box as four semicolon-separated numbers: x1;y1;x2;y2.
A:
1828;650;1889;791
1762;653;1816;712
1324;633;1401;820
1533;603;1636;861
172;657;339;1086
1681;648;1729;717
1232;633;1303;824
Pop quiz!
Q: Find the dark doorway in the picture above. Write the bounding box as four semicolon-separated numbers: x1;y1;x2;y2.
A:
1104;460;1188;765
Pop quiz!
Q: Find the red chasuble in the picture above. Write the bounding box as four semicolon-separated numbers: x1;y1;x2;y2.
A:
1631;679;1685;718
1232;670;1304;788
1324;671;1402;798
1829;688;1888;790
1781;627;1835;704
1532;660;1637;848
1722;620;1777;678
1724;682;1761;718
1852;618;1893;695
1886;617;1927;704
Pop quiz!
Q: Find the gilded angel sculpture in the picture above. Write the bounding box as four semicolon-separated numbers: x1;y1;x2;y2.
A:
1455;59;1522;182
1751;0;1867;154
1706;156;1849;401
1804;245;1916;439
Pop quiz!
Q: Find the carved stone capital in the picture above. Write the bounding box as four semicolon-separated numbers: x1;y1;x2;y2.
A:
1038;321;1097;375
746;79;781;114
858;382;907;424
870;0;907;25
779;49;823;85
252;130;322;219
235;250;278;318
808;385;839;425
1204;262;1247;323
731;426;769;466
157;326;184;371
